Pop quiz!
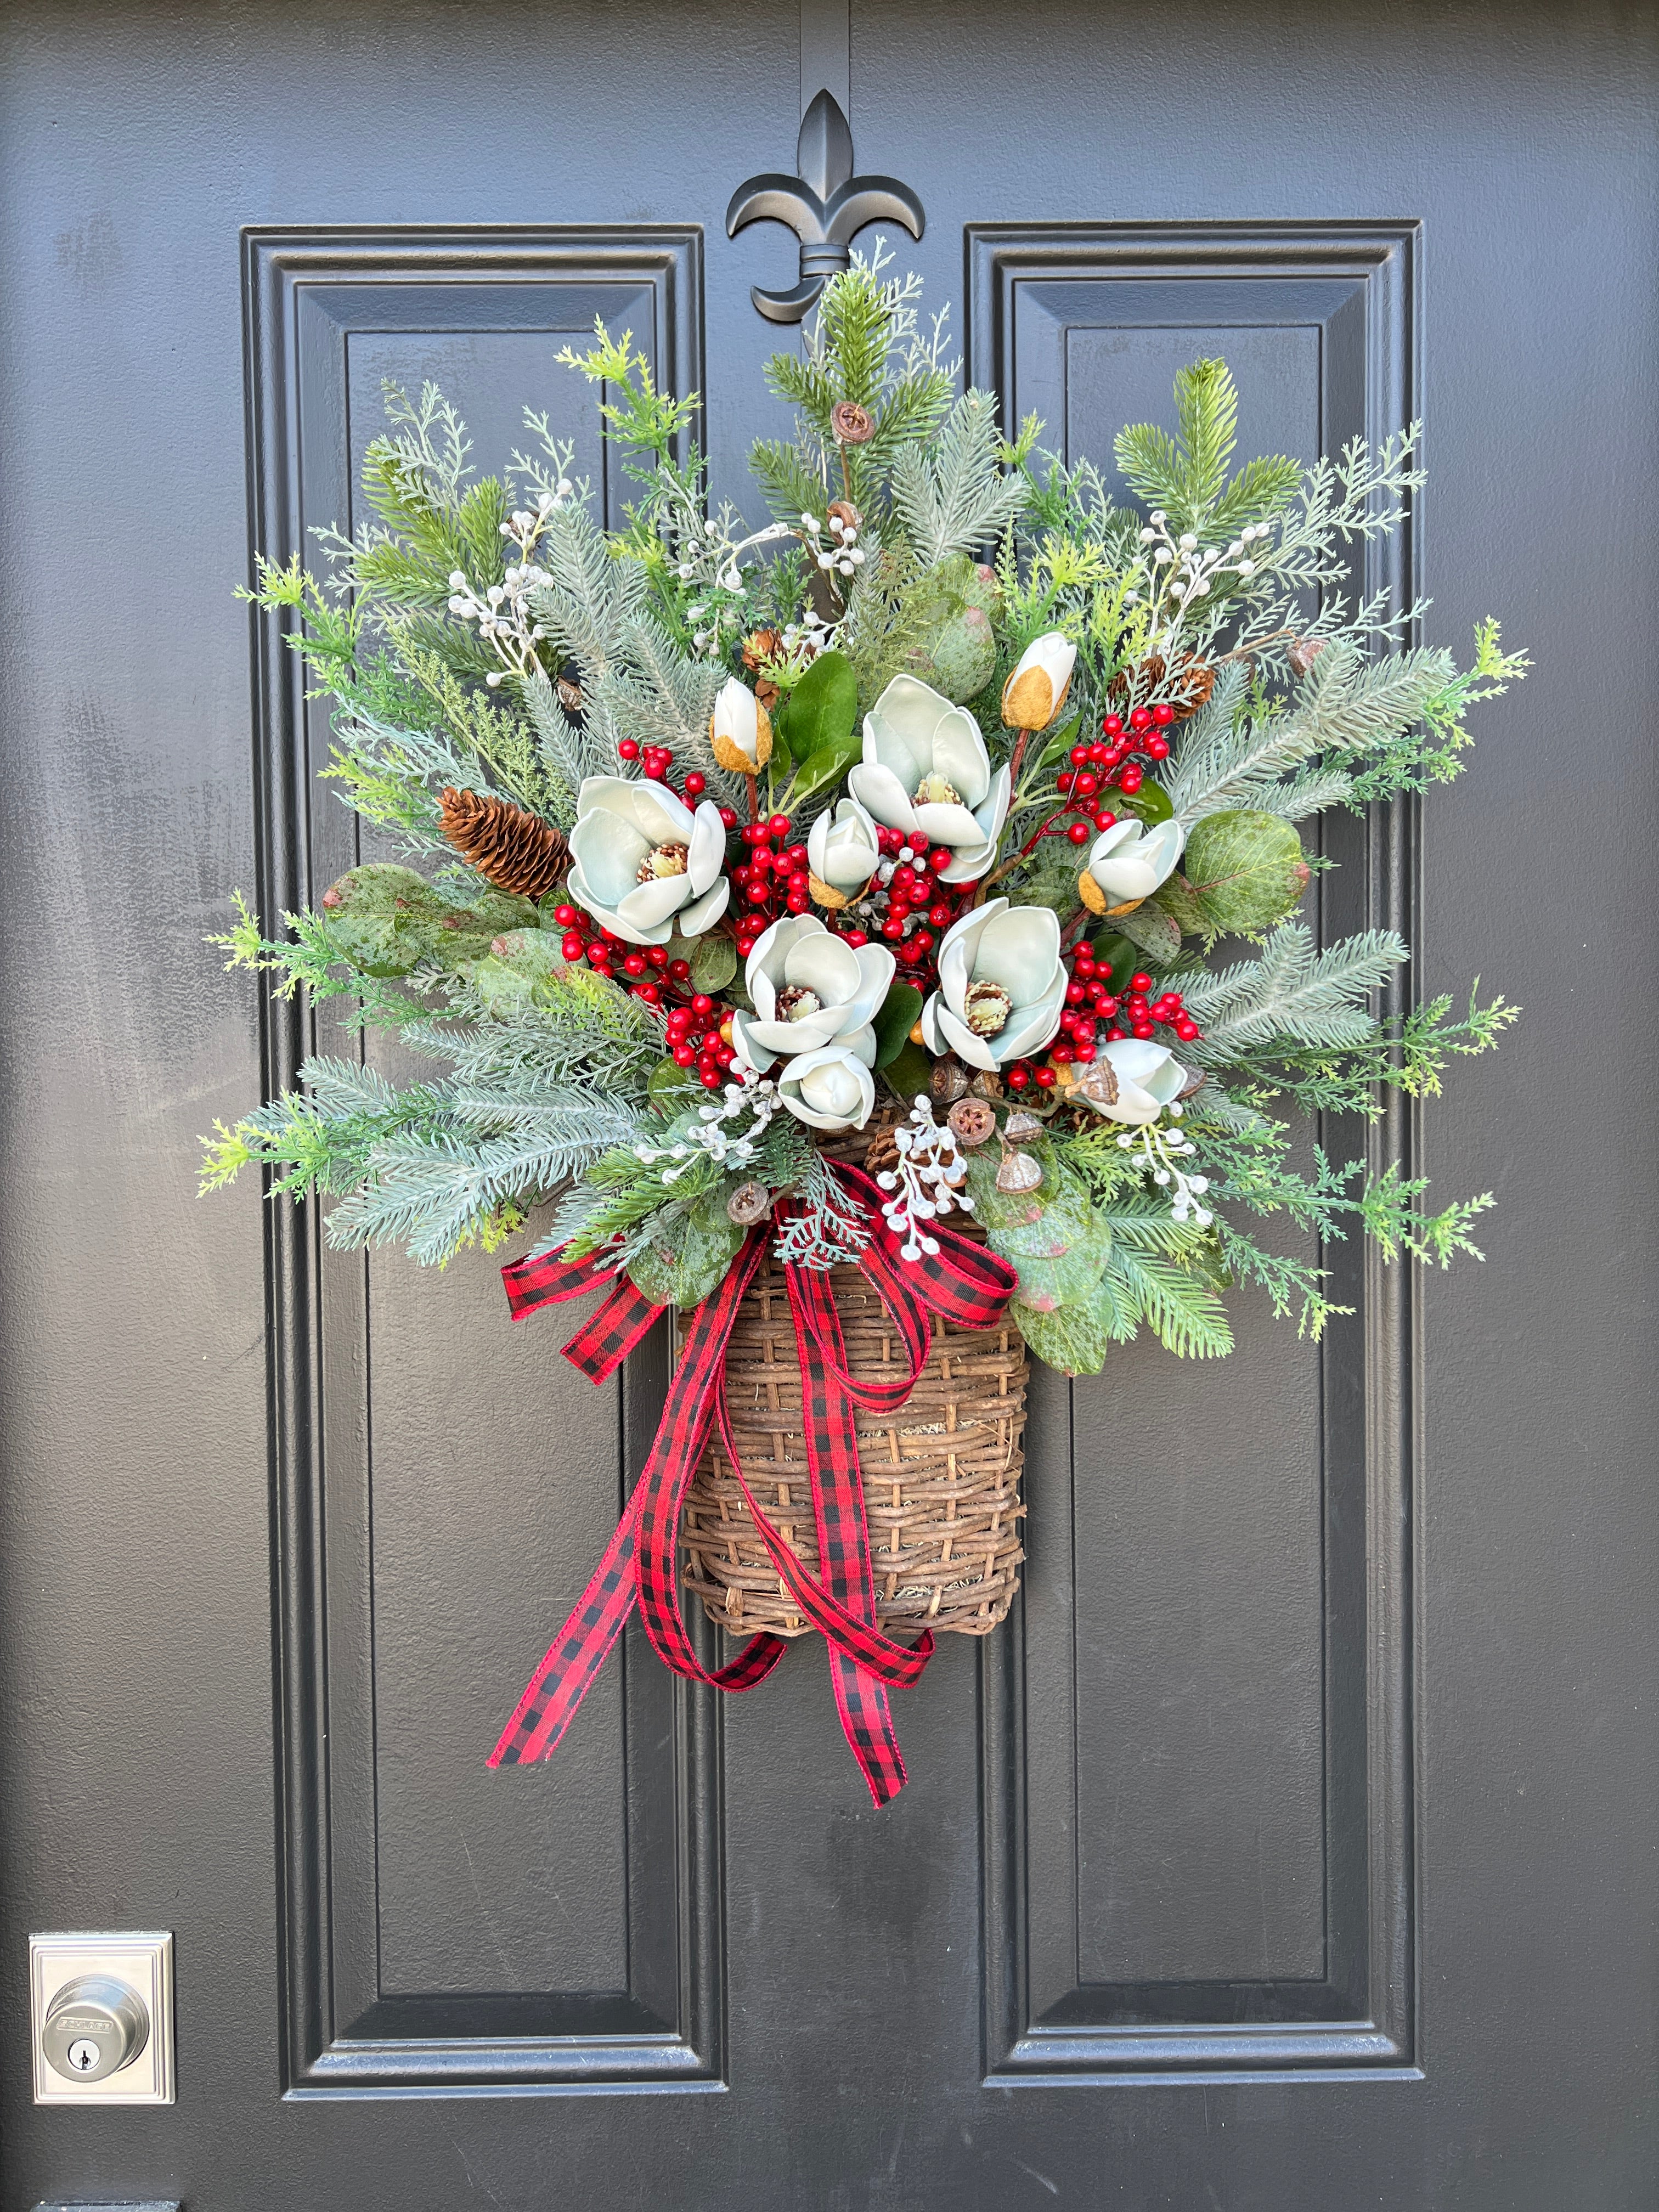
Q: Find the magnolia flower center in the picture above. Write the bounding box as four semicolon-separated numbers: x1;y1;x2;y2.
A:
776;985;822;1023
916;771;963;807
636;841;689;883
964;980;1012;1037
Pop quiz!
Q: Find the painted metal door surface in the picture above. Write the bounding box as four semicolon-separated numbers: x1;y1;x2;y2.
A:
2;3;1654;2205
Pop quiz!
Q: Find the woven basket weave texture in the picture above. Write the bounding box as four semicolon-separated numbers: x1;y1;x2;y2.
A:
681;1242;1027;1638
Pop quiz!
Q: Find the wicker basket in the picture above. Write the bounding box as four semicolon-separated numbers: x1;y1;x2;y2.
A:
681;1237;1028;1638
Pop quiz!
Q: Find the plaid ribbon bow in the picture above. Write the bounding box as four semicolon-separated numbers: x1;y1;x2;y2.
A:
486;1159;1017;1806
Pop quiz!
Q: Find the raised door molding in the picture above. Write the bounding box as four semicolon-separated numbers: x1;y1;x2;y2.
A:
242;229;724;2095
968;222;1424;2083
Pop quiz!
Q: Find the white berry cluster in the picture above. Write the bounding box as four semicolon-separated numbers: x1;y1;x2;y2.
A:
1139;510;1273;621
801;508;867;583
874;1096;975;1262
1111;1102;1213;1228
633;1070;781;1184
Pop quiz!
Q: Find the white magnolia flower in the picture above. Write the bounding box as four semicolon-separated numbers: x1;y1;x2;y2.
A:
918;898;1066;1071
1000;630;1077;731
775;1034;878;1130
806;793;881;901
848;674;1011;885
708;674;772;773
566;777;731;946
729;914;894;1068
1084;816;1186;906
1080;1037;1187;1125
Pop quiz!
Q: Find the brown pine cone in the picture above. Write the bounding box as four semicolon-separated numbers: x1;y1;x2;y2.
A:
864;1124;902;1178
1109;652;1215;723
437;787;568;901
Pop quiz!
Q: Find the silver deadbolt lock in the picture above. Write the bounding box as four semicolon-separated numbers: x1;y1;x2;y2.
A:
42;1974;150;2083
30;1933;174;2103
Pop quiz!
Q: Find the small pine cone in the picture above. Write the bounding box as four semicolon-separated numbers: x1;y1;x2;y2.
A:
865;1124;902;1178
741;628;783;673
437;788;568;901
1109;652;1214;723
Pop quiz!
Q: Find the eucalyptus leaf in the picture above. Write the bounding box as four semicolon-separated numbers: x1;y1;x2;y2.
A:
1180;808;1310;935
626;1185;745;1309
689;932;738;995
1151;872;1207;938
871;981;924;1069
1016;1283;1126;1375
1114;898;1184;964
648;1056;700;1108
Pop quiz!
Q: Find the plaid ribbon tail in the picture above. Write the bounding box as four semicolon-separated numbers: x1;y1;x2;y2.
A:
487;1489;642;1767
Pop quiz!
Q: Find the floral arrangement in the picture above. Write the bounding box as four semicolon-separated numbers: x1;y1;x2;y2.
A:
207;251;1521;1375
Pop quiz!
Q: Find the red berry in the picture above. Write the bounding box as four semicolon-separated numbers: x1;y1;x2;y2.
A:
1073;1043;1096;1063
718;804;738;828
552;903;577;927
1152;702;1176;728
747;881;770;903
1093;810;1116;832
1102;714;1124;737
1066;821;1091;845
622;952;646;977
636;982;662;1004
561;932;584;960
1130;973;1152;994
1069;743;1091;766
928;902;952;929
668;958;691;983
769;814;791;838
844;929;868;949
882;918;904;941
1119;764;1143;793
1006;1064;1030;1090
1056;771;1076;794
643;757;667;780
1128;706;1153;733
928;847;952;874
912;929;934;953
587;944;610;967
684;771;707;796
1051;1042;1073;1064
786;889;809;913
1105;1024;1127;1041
617;738;640;761
1074;771;1098;797
907;830;929;854
1065;980;1087;1005
1175;1018;1201;1042
673;1043;696;1066
699;1067;722;1088
1087;743;1110;765
647;944;669;969
687;994;711;1017
1034;1066;1057;1090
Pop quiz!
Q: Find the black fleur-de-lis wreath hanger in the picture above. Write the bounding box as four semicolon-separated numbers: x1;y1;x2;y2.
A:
726;87;925;323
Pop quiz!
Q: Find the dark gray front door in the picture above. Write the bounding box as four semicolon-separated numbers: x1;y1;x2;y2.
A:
3;4;1654;2206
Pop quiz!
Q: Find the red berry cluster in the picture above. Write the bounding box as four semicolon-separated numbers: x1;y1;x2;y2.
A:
664;992;740;1090
997;947;1203;1096
615;737;712;801
1053;699;1178;821
732;816;815;957
872;825;963;973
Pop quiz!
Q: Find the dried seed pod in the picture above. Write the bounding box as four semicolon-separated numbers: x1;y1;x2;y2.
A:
1287;635;1327;679
826;498;862;535
930;1058;971;1104
726;1181;772;1226
1176;1063;1206;1101
830;400;874;444
1074;1056;1120;1110
967;1069;1005;1103
995;1145;1043;1194
947;1098;996;1148
1001;1109;1044;1143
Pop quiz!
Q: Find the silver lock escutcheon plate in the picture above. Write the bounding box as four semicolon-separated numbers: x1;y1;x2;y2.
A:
30;1933;174;2105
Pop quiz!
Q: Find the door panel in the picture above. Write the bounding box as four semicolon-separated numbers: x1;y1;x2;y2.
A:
2;4;1654;2208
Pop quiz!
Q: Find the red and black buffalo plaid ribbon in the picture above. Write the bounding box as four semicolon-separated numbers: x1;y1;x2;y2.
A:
487;1160;1017;1805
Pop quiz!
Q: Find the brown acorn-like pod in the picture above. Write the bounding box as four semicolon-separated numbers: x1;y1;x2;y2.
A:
437;787;568;900
967;1069;1005;1102
995;1144;1043;1194
1074;1056;1119;1110
1001;1109;1045;1143
1176;1063;1207;1101
826;498;862;535
830;400;874;444
947;1098;996;1149
930;1058;970;1104
726;1181;772;1226
556;669;585;718
1287;636;1326;678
